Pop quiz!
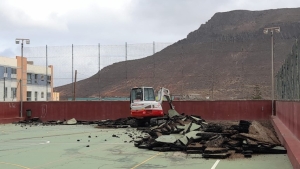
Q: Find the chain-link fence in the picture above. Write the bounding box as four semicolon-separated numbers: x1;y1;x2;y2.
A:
24;42;172;87
23;38;287;100
276;39;299;100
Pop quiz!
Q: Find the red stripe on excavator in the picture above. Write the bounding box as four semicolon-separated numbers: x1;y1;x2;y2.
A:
131;109;164;117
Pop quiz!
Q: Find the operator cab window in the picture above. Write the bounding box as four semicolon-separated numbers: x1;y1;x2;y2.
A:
130;88;155;102
131;88;143;102
136;91;142;100
144;88;155;101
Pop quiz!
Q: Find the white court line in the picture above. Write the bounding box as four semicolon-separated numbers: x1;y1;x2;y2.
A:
38;141;50;145
211;160;220;169
0;140;50;148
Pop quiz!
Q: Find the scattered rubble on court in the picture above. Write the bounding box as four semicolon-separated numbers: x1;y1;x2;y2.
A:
131;112;286;159
15;117;100;125
14;113;287;159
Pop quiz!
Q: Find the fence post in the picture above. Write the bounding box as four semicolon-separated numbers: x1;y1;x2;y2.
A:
98;43;101;100
153;41;155;54
98;43;100;71
72;44;74;99
297;39;299;99
125;42;127;79
153;42;155;78
46;45;48;101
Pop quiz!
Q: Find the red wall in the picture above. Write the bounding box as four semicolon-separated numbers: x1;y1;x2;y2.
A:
276;101;300;140
166;100;271;120
0;102;21;123
23;101;130;121
20;100;271;122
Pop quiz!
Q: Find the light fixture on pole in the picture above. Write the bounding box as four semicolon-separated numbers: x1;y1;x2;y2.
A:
15;38;30;118
263;27;280;116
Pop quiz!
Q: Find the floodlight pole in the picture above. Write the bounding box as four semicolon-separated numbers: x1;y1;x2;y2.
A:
263;27;280;116
15;38;30;118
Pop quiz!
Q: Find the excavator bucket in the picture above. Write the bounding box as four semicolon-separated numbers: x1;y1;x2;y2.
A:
168;109;181;118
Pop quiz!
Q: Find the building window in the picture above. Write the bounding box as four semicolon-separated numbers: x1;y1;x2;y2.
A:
11;68;17;74
27;73;32;84
34;91;38;101
41;92;44;98
11;68;17;79
34;74;38;83
41;75;44;81
47;76;51;84
47;92;51;100
3;67;8;78
27;91;32;101
11;88;16;99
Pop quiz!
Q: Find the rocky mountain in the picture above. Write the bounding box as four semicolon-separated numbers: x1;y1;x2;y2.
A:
55;8;300;100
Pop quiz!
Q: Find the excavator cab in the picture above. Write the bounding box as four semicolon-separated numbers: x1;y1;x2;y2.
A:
130;87;163;118
130;87;155;103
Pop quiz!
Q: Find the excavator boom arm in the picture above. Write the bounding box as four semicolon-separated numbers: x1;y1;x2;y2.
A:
157;87;174;110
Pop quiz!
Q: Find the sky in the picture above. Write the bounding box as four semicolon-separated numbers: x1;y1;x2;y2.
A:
1;0;300;56
1;0;300;86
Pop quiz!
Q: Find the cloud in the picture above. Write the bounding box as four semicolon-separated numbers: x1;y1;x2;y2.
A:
0;48;15;57
1;0;300;86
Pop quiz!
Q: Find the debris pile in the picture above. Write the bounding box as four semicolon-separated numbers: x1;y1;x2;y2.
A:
133;113;286;159
97;118;137;128
14;113;287;159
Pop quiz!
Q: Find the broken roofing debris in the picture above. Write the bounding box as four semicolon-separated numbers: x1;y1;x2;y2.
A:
15;113;286;159
16;117;100;125
133;113;286;159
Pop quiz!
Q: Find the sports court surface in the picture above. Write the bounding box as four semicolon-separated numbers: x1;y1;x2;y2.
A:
0;124;292;169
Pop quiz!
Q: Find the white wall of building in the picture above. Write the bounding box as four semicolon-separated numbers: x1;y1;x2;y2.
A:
0;56;53;102
0;78;18;101
0;57;18;101
0;56;17;67
27;64;51;75
27;85;51;101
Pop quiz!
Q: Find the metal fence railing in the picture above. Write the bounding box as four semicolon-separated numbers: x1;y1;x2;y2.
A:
276;39;299;100
23;39;278;100
24;42;172;87
22;37;300;101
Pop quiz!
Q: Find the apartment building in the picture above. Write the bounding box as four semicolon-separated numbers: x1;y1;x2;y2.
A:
0;56;54;101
